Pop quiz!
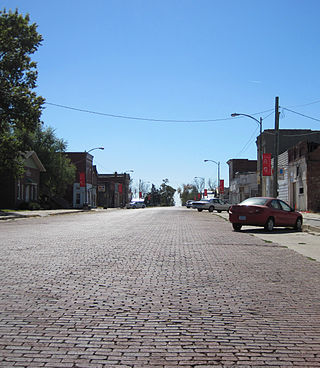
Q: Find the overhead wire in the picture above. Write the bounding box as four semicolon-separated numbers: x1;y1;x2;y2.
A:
44;101;274;124
280;107;320;123
237;126;259;156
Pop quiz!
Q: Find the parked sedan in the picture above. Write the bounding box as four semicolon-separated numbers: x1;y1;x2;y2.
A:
127;200;146;209
229;197;303;232
192;198;231;213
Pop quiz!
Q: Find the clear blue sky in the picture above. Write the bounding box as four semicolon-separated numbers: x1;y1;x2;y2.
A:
3;0;320;193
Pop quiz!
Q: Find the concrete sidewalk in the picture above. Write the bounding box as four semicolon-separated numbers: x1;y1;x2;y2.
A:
0;207;112;220
216;211;320;262
0;208;86;220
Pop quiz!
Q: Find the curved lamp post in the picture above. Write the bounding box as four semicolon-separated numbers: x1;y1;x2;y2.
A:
231;113;263;196
204;159;220;197
84;147;104;207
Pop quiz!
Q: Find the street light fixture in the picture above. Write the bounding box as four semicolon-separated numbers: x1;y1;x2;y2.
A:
204;159;220;197
231;113;263;196
84;147;104;208
86;147;104;153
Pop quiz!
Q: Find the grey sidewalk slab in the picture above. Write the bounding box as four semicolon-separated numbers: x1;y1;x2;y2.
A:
215;211;320;262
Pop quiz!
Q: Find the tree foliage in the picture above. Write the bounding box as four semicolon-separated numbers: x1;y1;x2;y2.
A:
145;179;176;207
159;179;176;206
177;183;199;205
0;9;44;176
28;126;76;200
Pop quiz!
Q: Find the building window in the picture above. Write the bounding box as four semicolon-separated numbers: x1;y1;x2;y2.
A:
17;179;21;200
299;187;304;194
76;192;80;205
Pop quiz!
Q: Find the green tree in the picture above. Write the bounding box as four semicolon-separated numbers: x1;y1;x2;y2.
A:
177;183;199;205
0;9;44;177
160;179;176;207
28;126;76;202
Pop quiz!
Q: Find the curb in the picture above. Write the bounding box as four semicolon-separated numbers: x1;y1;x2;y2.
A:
0;210;86;221
303;224;320;234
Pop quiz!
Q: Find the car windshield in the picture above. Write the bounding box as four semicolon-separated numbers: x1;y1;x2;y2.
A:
240;198;268;206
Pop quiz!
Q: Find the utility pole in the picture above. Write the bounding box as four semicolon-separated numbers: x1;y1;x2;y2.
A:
273;96;280;198
259;117;263;196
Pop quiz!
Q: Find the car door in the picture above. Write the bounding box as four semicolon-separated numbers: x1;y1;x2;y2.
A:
278;200;297;226
269;199;284;225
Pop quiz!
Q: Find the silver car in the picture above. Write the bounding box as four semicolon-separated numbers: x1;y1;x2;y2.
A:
192;198;231;213
127;200;146;209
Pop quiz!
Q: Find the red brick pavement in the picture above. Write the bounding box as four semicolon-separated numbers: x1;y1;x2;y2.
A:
0;207;320;367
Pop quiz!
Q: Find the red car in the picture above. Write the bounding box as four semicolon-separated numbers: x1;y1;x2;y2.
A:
229;197;303;232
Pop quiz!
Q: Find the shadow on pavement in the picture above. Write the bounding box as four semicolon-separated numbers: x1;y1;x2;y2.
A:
240;227;301;235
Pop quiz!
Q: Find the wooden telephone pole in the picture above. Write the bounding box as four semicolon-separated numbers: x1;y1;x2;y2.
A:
273;96;280;198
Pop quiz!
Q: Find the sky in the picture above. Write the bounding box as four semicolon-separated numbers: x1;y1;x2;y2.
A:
3;0;320;194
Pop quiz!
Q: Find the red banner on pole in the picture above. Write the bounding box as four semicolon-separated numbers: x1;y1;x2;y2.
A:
263;153;272;176
219;179;224;194
204;189;207;197
118;184;123;194
79;172;85;187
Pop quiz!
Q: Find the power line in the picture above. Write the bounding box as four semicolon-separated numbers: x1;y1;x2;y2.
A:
281;107;320;123
286;98;320;108
237;126;259;156
44;101;274;124
45;102;232;123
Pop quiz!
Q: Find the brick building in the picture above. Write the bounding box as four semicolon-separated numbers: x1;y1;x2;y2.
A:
287;141;320;212
227;159;257;203
97;172;131;208
65;152;98;208
0;151;46;209
256;129;320;196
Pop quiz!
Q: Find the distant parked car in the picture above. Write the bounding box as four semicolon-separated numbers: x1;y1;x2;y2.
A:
192;198;231;213
229;197;303;232
127;200;146;209
186;200;194;208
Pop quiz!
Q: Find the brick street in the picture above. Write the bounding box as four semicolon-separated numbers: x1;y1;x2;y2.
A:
0;207;320;367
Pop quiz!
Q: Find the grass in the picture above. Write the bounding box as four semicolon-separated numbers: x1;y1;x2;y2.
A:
307;256;316;261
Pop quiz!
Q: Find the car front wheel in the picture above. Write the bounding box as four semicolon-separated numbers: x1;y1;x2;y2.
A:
197;208;203;212
208;206;214;212
294;217;302;231
264;217;274;231
232;223;242;231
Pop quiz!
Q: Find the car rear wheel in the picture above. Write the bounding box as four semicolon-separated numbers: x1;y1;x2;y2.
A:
208;206;214;212
217;210;222;213
294;217;302;231
232;223;242;231
197;208;203;212
264;217;274;231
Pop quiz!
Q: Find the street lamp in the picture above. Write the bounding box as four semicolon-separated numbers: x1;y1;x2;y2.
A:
204;159;220;197
84;147;104;208
231;113;263;196
86;147;104;154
